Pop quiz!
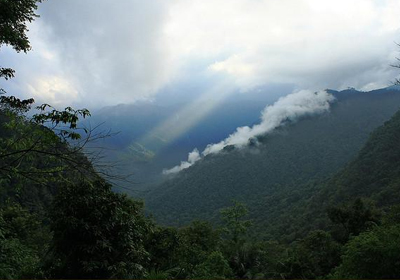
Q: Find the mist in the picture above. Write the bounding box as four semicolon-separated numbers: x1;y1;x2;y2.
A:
163;149;201;175
164;89;335;174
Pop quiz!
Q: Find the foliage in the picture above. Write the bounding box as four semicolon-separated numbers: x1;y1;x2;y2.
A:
179;220;221;253
1;105;400;279
332;225;400;278
0;0;41;52
175;221;222;277
0;0;42;81
0;95;99;224
0;0;96;185
191;251;233;279
0;202;50;279
0;238;40;279
145;269;172;279
220;201;252;246
279;230;341;279
146;88;400;239
2;1;400;279
327;198;380;242
145;226;180;272
0;97;93;183
33;103;91;140
47;180;150;278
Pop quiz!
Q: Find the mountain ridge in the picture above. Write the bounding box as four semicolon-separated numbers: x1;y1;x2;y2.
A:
145;87;400;235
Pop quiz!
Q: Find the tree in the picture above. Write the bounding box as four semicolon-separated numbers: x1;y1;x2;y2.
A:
0;0;42;80
220;201;252;246
0;2;151;279
220;201;252;278
191;251;233;279
0;0;118;186
0;202;49;279
332;225;400;278
279;230;341;279
46;180;150;278
327;198;379;242
0;97;96;184
145;226;180;273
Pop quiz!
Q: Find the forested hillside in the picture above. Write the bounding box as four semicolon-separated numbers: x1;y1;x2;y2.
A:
320;107;400;206
87;98;272;190
297;108;400;235
283;107;400;278
146;88;400;234
3;92;400;278
248;105;400;242
3;1;400;279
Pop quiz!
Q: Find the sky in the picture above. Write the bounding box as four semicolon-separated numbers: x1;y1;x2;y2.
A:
1;0;400;108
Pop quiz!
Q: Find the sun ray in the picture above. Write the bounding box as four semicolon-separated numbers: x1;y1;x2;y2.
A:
137;81;235;153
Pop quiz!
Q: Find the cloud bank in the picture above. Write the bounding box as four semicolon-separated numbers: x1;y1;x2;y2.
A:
1;0;178;107
163;148;201;175
1;0;400;107
164;90;335;174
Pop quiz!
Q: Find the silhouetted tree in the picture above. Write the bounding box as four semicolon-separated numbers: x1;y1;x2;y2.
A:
47;180;149;278
328;198;379;242
0;0;42;81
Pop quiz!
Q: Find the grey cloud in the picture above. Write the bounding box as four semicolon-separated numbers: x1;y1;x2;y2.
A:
36;0;175;106
2;0;400;108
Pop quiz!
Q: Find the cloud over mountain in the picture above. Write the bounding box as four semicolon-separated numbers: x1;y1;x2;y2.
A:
164;89;335;174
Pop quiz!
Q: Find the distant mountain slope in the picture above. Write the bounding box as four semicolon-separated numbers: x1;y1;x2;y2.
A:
319;108;400;206
87;99;272;190
145;88;400;231
270;107;400;242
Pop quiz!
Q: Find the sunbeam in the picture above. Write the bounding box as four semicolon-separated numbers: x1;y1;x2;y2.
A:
136;81;236;153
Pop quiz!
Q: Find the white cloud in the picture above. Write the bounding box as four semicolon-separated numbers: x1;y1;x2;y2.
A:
203;89;335;155
2;0;400;107
163;148;201;174
27;76;79;106
167;0;400;90
164;89;335;173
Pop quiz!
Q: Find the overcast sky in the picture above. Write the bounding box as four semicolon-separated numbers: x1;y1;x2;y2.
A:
2;0;400;108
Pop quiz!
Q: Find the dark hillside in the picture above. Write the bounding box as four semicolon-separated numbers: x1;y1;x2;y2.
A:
0;113;98;216
271;107;400;242
319;108;400;207
145;88;400;235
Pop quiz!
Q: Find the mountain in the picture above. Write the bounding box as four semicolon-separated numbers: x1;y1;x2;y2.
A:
318;107;400;207
270;106;400;242
86;94;282;191
144;87;400;236
3;88;400;279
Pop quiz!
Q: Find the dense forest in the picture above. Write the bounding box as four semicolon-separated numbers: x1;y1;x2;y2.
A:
3;93;400;278
146;88;400;236
2;1;400;279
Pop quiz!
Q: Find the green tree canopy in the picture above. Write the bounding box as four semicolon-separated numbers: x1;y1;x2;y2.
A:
47;180;150;278
220;201;252;246
332;225;400;278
